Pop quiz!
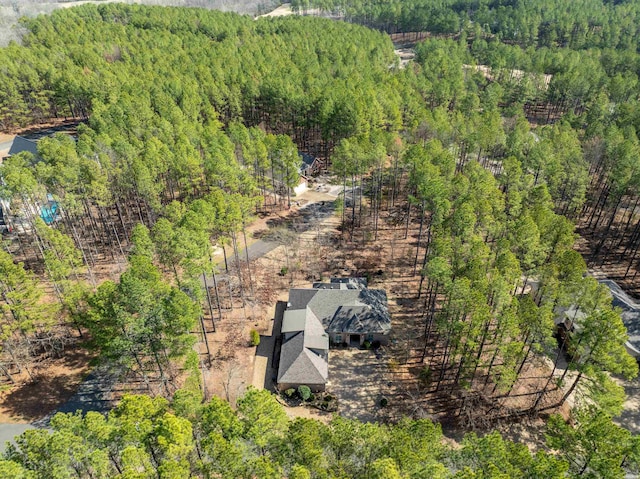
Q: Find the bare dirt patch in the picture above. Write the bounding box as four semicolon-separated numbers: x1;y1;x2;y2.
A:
281;401;333;422
0;345;94;423
256;2;293;18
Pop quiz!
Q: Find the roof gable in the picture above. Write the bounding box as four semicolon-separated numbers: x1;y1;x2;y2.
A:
277;279;390;388
277;333;328;385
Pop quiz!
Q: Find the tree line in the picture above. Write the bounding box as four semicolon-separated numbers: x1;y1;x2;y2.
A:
2;388;639;478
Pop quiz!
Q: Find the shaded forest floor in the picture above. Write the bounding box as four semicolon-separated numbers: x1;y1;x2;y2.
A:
320;208;569;441
0;189;326;420
0;345;95;423
576;219;640;298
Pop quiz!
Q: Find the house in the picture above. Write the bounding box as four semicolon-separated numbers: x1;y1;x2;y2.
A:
292;153;320;197
1;136;39;160
276;278;391;392
300;152;322;176
277;307;329;393
554;280;640;361
554;305;587;358
599;279;640;359
1;135;63;228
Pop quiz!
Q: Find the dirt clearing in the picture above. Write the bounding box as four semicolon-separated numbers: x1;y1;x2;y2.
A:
0;345;94;423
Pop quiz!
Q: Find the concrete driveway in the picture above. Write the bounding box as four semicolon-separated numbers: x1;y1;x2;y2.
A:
253;301;285;391
327;348;391;423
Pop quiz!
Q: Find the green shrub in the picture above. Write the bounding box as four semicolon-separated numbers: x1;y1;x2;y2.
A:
250;329;260;347
285;388;295;398
298;385;312;401
419;366;432;386
279;266;288;276
363;340;372;349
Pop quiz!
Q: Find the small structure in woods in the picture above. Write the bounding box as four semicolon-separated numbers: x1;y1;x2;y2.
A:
299;152;320;176
1;136;39;160
276;278;391;392
0;134;65;228
293;153;321;196
554;279;640;360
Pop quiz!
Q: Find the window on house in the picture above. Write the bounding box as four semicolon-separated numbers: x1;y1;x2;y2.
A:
367;334;374;341
335;334;342;343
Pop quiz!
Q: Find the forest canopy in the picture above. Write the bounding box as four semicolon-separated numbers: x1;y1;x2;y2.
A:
2;3;640;478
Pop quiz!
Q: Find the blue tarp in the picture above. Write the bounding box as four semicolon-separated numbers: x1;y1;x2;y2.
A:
40;201;58;225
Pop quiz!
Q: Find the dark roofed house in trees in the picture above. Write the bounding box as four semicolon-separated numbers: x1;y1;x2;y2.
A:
1;136;39;161
277;278;391;392
299;152;321;176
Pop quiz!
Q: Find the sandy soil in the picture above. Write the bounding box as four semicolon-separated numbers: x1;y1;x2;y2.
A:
256;2;328;19
238;177;572;449
282;401;332;422
198;188;338;407
465;64;552;90
0;161;573;457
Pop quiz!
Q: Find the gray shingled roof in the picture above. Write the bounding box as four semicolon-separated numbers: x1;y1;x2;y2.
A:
312;277;368;290
306;289;391;334
300;153;316;166
304;334;329;351
8;136;39;158
287;284;391;335
312;283;343;290
277;332;328;385
277;279;390;388
282;310;307;333
288;289;319;310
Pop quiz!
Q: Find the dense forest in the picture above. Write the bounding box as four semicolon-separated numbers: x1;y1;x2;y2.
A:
292;0;640;50
0;0;278;47
1;1;640;477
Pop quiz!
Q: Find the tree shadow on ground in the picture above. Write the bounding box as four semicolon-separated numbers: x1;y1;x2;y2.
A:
0;348;92;422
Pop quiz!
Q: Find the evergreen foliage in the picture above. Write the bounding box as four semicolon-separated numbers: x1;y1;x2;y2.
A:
0;2;640;473
2;389;639;478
